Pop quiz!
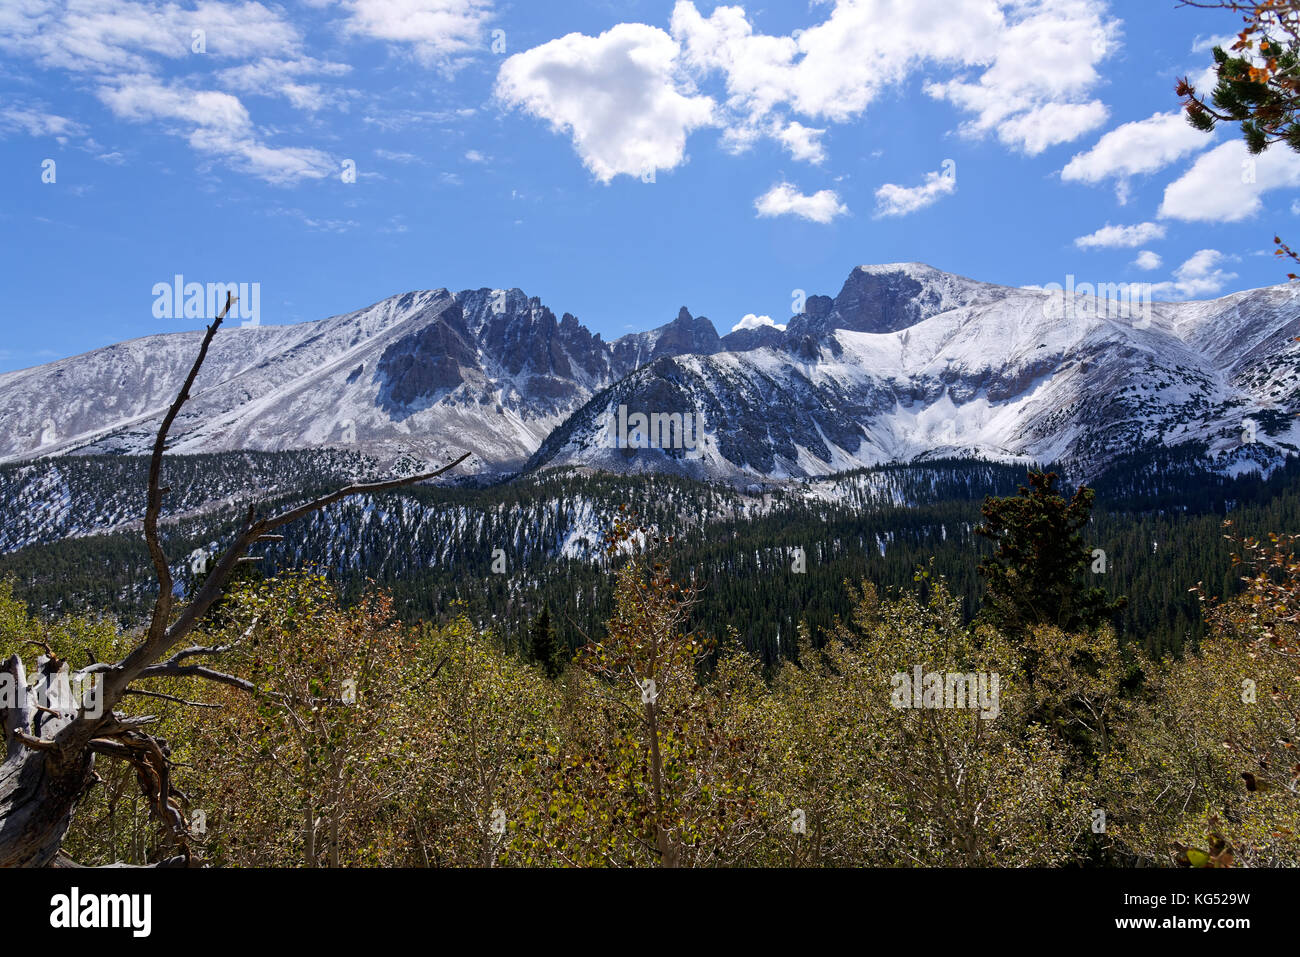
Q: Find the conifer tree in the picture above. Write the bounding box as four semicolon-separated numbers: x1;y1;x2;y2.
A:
975;470;1125;638
529;605;563;678
1178;1;1300;274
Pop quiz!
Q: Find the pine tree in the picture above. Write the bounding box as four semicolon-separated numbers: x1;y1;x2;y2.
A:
1177;1;1300;275
529;605;564;678
975;470;1125;638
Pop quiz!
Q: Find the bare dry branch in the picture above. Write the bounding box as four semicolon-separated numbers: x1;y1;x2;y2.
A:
123;689;222;709
142;291;237;651
133;663;258;695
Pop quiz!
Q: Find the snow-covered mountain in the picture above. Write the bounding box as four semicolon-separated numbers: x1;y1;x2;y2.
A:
3;262;1298;484
529;263;1300;482
0;287;709;474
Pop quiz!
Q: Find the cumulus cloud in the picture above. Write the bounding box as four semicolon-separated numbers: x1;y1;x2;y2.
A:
340;0;494;71
502;0;1119;179
874;165;956;218
1149;249;1238;300
1061;110;1212;201
672;0;924;123
1132;250;1162;271
98;76;334;184
495;23;715;183
754;182;848;223
1074;221;1166;249
1160;140;1300;222
993;100;1109;155
732;313;785;332
923;0;1118;155
777;121;826;164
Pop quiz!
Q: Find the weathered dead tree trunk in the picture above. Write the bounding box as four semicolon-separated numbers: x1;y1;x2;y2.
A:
0;655;96;866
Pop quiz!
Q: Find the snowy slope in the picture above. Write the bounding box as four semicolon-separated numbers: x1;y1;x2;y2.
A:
0;289;712;473
529;267;1300;482
3;263;1298;484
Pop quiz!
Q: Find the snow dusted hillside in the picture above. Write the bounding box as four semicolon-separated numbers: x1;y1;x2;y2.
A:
2;262;1297;484
530;265;1300;482
0;288;709;474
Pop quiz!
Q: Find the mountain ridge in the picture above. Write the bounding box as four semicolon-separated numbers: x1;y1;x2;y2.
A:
2;263;1297;485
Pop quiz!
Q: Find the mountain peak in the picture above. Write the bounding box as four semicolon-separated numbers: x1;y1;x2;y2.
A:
855;261;939;275
788;262;1005;336
647;307;720;358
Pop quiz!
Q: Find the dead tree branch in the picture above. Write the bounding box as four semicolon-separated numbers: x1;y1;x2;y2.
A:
0;288;472;866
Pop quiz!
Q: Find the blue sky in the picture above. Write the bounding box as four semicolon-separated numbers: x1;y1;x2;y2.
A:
2;0;1299;373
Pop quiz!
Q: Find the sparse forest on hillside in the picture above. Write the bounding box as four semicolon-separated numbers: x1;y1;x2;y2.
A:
5;481;1298;868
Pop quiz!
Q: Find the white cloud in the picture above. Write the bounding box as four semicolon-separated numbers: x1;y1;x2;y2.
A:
464;149;489;163
0;0;300;72
777;121;825;164
100;77;250;134
1150;249;1238;300
754;182;847;223
374;148;421;163
504;1;1119;181
361;107;476;132
0;105;84;140
495;23;715;183
98;76;334;184
684;0;1116;153
1133;250;1162;271
994;100;1109;155
217;57;351;112
874;166;956;218
1074;221;1166;249
672;0;1001;123
1160;140;1300;222
1061;111;1212;200
340;0;494;71
1191;33;1235;54
924;0;1119;155
732;313;785;332
0;4;349;181
269;206;360;233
